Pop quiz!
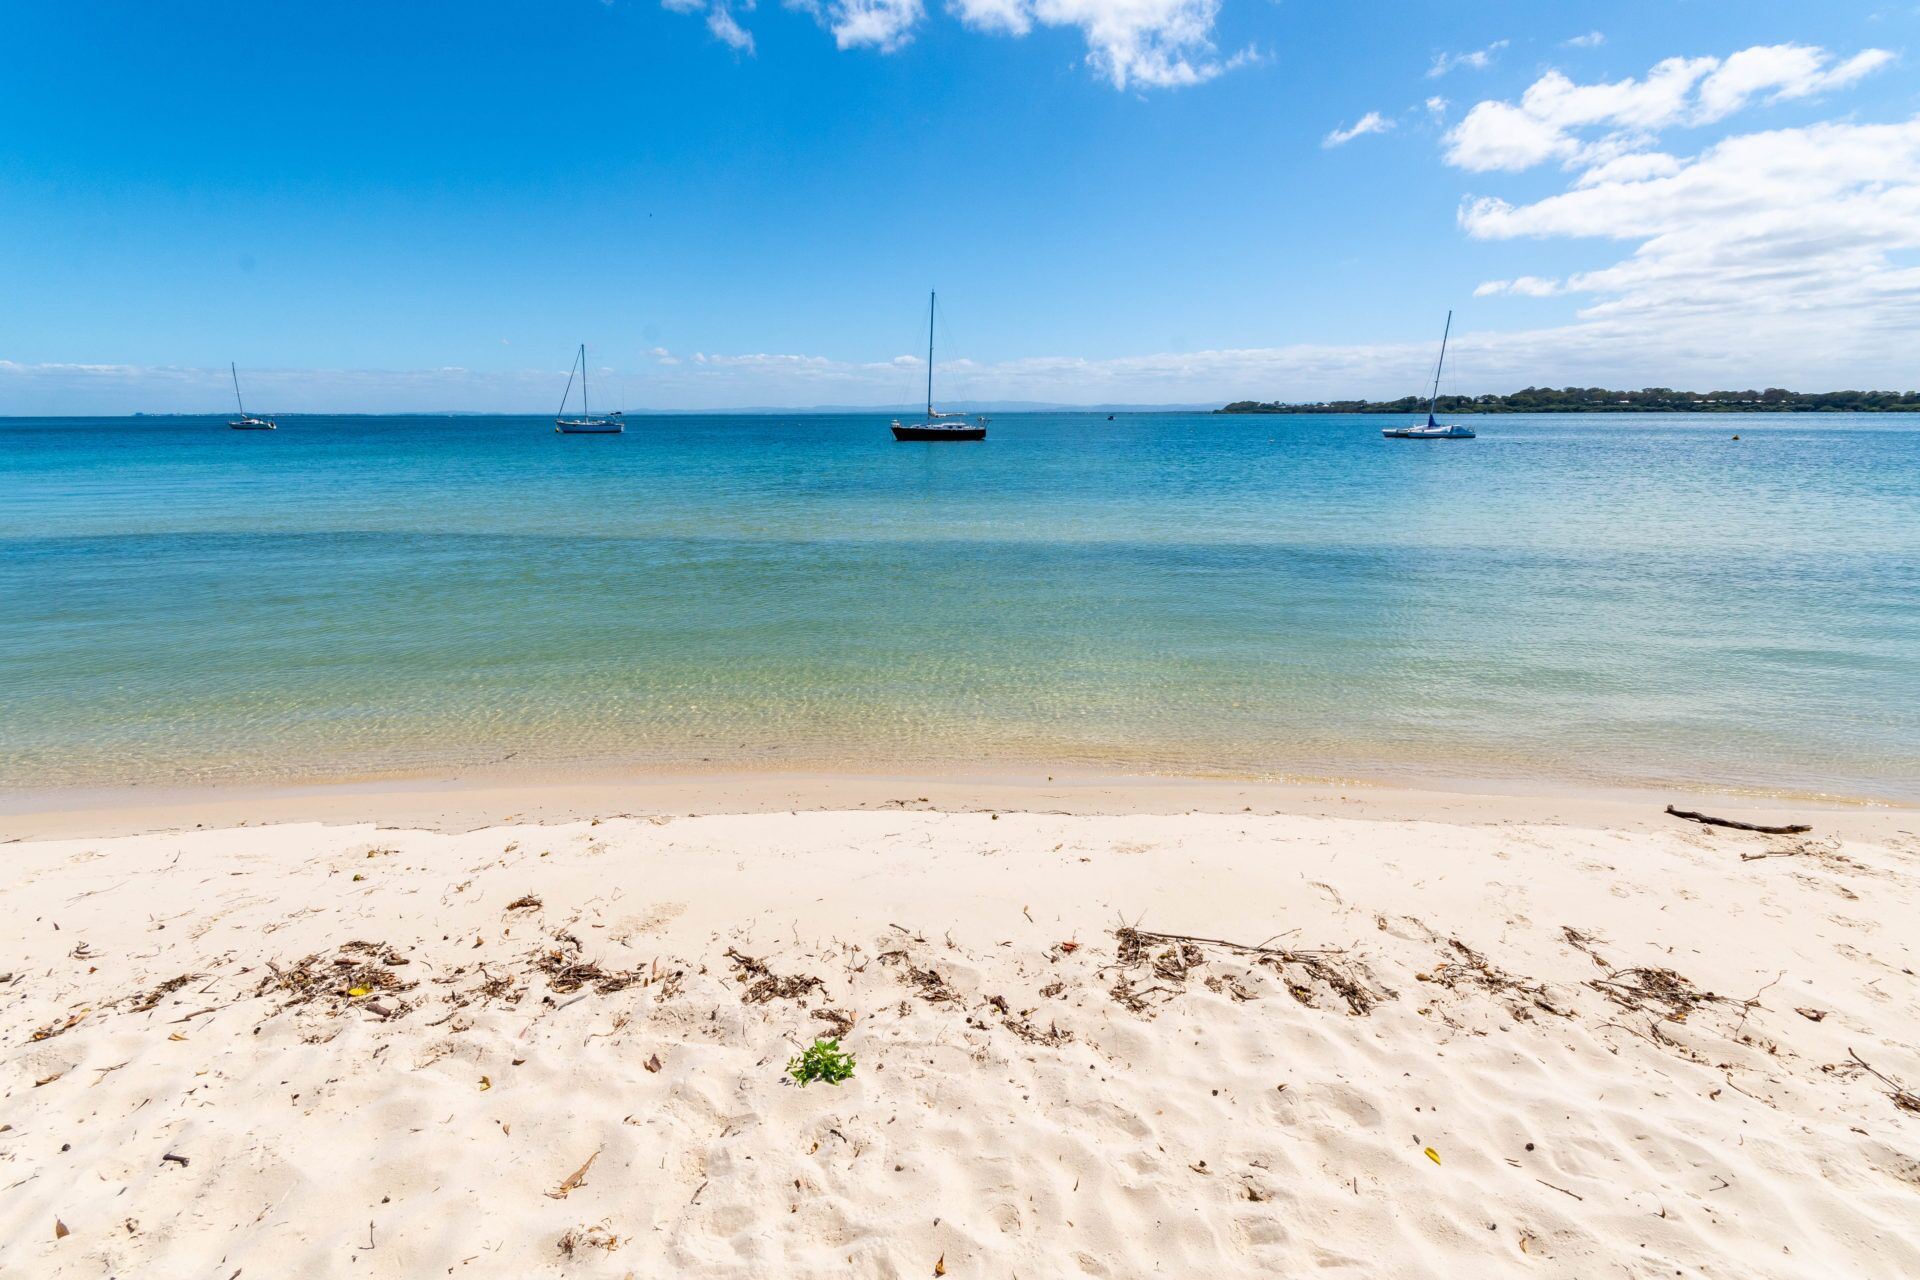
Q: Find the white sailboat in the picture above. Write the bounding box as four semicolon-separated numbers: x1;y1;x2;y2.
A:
555;344;624;434
891;292;986;441
1383;312;1474;439
227;363;277;430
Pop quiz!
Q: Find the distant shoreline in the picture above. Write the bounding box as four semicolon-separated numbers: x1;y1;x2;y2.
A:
1220;388;1920;414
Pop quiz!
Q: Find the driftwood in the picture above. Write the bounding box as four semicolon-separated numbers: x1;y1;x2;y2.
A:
1664;805;1809;836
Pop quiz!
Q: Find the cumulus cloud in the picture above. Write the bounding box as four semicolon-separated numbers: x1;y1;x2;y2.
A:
1449;42;1920;380
1447;42;1917;354
1444;43;1895;172
949;0;1237;89
1461;118;1920;316
1563;32;1604;49
1323;111;1393;148
1428;39;1507;78
805;0;924;51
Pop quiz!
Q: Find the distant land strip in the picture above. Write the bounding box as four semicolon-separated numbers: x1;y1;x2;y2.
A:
1218;388;1920;414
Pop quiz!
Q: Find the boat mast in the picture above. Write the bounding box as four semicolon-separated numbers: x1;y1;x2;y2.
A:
231;362;245;417
1428;311;1452;424
926;291;935;418
580;344;589;418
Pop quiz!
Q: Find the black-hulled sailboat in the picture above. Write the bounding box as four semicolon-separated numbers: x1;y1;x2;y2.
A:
227;363;276;430
555;344;624;434
891;292;986;441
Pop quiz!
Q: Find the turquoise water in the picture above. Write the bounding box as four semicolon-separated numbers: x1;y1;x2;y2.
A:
2;413;1916;800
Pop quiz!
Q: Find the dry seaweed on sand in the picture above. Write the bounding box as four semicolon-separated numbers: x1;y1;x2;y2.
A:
1419;939;1571;1020
1111;926;1384;1017
985;993;1073;1045
1001;1013;1072;1046
1588;966;1724;1023
535;933;639;996
813;1007;856;1037
724;947;826;1004
1153;942;1206;982
126;973;200;1014
557;1222;621;1256
876;949;963;1005
256;945;416;1013
1205;973;1260;1002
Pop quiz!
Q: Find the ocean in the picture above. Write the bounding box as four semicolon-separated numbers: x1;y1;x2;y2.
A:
2;412;1915;800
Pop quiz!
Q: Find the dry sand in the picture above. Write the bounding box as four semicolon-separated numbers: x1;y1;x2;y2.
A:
3;778;1918;1277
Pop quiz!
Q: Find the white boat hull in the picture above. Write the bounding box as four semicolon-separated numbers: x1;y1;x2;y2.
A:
1382;424;1474;439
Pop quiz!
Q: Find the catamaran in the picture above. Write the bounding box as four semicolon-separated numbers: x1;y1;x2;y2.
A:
554;344;623;434
891;292;986;442
227;363;276;430
1383;312;1474;440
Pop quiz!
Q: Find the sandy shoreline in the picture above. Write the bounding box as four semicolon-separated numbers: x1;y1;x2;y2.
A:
2;766;1910;843
4;783;1919;1276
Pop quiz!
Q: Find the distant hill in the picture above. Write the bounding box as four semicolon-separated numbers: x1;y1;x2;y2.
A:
1218;387;1920;414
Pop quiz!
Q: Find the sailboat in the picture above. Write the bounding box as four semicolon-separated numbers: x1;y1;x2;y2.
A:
1382;312;1474;439
227;363;277;430
891;292;986;442
554;344;624;434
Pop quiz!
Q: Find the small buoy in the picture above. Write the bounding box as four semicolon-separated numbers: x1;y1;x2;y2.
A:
1731;434;1740;440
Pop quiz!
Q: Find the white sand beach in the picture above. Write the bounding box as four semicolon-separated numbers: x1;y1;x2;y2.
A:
4;777;1918;1277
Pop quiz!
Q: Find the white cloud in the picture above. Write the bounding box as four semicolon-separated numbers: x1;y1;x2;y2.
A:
949;0;1028;34
949;0;1234;89
1323;111;1393;148
707;2;756;51
1428;39;1507;78
1563;32;1604;49
812;0;924;51
1457;104;1920;374
1473;276;1560;298
1449;48;1913;349
663;0;1241;90
1444;43;1895;172
1424;95;1448;120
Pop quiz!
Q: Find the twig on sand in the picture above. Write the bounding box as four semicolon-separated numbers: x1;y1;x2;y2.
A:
1831;1048;1920;1114
1536;1179;1584;1201
1664;805;1809;836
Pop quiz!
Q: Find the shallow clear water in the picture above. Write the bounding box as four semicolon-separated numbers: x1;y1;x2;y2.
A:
2;413;1915;799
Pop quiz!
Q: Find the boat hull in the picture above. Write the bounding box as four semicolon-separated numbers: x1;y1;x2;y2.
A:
1382;425;1474;439
555;422;624;434
891;425;985;441
228;421;276;430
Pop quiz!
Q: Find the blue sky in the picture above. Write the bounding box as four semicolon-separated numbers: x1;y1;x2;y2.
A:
2;1;1917;410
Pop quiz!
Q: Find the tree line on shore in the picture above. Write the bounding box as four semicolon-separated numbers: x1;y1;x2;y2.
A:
1218;387;1920;414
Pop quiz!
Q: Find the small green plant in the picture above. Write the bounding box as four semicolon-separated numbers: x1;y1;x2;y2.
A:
786;1038;855;1087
